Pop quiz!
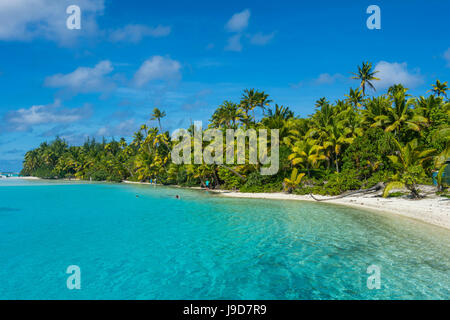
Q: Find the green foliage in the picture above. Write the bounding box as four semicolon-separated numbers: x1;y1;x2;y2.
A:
240;171;283;192
437;164;448;190
383;181;406;198
20;75;449;198
217;167;242;190
322;169;362;195
283;168;306;193
342;128;395;179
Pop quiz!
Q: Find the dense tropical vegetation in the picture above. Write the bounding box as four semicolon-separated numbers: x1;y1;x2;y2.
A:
21;63;450;198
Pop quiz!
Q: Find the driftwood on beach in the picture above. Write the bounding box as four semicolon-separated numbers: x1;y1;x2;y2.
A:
310;182;385;201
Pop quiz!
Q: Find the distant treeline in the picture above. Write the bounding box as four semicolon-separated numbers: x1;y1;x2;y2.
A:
22;63;450;198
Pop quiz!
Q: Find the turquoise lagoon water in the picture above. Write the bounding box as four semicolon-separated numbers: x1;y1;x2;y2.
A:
0;179;449;299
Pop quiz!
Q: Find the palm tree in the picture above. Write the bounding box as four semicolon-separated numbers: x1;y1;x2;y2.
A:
345;88;364;109
383;138;435;198
256;91;272;114
312;98;333;128
240;89;261;126
351;61;380;95
427;80;448;98
373;87;427;134
151;108;166;132
286;138;327;177
132;130;144;149
266;104;294;120
432;126;450;167
227;102;243;128
210;101;242;128
362;96;390;127
283;168;306;193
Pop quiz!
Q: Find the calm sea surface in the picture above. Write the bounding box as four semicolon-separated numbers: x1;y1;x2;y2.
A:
0;179;449;299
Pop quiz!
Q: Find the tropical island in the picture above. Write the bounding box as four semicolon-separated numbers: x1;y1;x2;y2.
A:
19;62;450;227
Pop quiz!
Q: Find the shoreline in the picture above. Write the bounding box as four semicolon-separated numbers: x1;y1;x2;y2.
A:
211;189;450;230
11;177;450;231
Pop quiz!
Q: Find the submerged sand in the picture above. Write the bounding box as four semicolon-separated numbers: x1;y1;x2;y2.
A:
212;189;450;230
12;177;450;230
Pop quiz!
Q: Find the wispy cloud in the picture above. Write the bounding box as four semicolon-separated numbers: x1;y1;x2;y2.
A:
133;56;182;87
44;61;115;94
249;32;275;46
225;9;250;32
109;24;171;43
314;73;346;85
97;119;136;137
289;82;303;89
374;61;424;90
0;0;104;45
224;9;275;51
181;89;212;111
225;34;242;52
444;48;450;67
2;100;92;132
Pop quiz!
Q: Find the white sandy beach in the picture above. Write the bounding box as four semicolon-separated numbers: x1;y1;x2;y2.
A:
212;188;450;230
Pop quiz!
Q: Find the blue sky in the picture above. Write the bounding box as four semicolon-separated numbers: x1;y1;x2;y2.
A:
0;0;449;171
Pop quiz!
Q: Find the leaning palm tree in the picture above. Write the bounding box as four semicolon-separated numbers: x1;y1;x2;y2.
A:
150;108;166;132
427;80;448;98
351;61;380;96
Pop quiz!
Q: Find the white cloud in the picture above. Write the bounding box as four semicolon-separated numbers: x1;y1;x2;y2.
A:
0;0;104;44
97;119;136;137
109;24;171;43
2;100;91;132
444;48;450;67
289;82;303;89
250;32;275;46
44;61;115;94
225;34;242;52
225;9;250;32
133;56;182;87
314;73;345;85
374;61;424;90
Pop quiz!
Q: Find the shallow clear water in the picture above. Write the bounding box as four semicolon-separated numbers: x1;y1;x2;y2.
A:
0;179;449;299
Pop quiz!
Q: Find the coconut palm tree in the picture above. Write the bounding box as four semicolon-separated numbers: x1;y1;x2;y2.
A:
351;61;380;96
283;168;306;193
256;91;272;114
345;88;364;109
373;87;427;134
240;89;262;126
427;80;448;98
383;138;435;198
286;138;327;177
266;104;294;120
362;95;390;127
151;108;166;132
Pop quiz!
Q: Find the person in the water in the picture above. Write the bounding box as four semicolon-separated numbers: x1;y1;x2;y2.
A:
175;195;180;199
